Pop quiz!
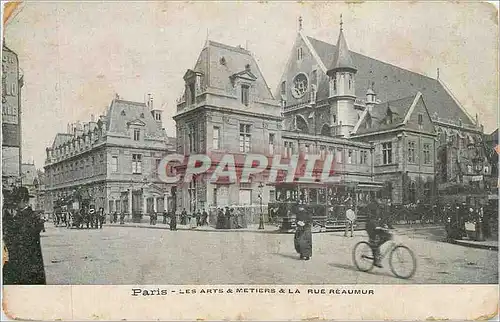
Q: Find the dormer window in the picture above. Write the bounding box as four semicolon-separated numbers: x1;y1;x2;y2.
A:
418;113;423;125
155;113;161;121
241;84;250;106
189;83;196;104
133;129;140;141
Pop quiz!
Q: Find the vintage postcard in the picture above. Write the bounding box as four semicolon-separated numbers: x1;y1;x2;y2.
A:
1;1;499;320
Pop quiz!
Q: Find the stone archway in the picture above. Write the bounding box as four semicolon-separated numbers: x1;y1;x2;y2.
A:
295;115;309;133
320;123;330;136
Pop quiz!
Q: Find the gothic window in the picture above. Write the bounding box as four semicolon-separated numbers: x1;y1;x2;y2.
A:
408;141;416;163
409;181;416;203
423;143;431;164
297;47;303;60
280;81;286;95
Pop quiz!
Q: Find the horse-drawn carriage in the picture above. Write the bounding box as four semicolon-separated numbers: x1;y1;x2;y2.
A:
52;189;92;229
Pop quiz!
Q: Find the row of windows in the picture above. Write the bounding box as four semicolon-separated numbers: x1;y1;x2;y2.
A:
382;141;432;166
110;154;173;176
47;153;105;185
407;141;432;165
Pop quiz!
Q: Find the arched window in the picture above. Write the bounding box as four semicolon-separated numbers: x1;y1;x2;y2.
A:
320;124;330;136
296;116;309;133
424;182;431;199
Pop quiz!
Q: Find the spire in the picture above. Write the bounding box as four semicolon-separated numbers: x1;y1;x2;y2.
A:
298;16;303;31
329;14;357;73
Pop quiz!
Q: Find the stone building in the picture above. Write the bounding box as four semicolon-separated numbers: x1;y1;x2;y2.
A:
44;95;176;217
173;40;282;212
2;41;23;188
275;18;489;204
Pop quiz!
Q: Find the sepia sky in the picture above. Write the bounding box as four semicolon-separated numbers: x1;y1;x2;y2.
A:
4;1;498;169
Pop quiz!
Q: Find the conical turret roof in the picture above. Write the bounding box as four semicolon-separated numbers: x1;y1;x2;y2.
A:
330;23;357;73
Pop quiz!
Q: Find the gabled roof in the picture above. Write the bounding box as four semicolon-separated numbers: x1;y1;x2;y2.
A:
230;69;257;82
189;40;274;100
306;36;474;125
355;94;417;134
106;99;164;138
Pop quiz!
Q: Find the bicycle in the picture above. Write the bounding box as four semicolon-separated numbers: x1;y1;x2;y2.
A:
352;228;417;279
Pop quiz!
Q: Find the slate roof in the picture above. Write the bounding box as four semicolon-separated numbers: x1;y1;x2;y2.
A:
306;36;474;125
106;99;164;138
191;41;274;100
356;95;417;134
330;29;356;72
51;133;73;148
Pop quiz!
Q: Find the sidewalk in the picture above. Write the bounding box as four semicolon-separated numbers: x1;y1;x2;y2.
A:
450;238;498;251
106;222;280;233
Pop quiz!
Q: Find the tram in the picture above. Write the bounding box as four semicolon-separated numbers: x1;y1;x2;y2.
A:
268;180;384;232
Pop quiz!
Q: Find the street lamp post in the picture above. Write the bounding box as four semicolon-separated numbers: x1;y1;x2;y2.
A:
258;182;264;230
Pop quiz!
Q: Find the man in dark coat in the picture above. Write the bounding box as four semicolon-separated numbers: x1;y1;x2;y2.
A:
169;211;177;231
202;209;209;226
294;206;312;260
216;208;225;229
98;207;105;229
180;208;187;225
365;201;392;268
3;187;47;285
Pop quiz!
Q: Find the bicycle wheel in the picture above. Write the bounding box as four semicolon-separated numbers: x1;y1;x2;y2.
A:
352;241;374;272
389;245;417;279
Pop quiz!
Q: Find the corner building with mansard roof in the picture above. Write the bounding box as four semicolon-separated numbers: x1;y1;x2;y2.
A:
44;96;177;217
174;19;491;210
173;40;283;212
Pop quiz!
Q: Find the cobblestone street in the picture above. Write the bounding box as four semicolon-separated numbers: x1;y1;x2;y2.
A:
40;224;498;285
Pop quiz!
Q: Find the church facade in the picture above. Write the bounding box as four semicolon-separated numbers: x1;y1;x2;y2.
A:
173;19;491;209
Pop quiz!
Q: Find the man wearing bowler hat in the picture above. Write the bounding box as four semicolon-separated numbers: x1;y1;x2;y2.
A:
3;186;46;284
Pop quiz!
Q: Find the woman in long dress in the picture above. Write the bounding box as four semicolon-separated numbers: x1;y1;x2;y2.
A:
294;206;312;260
190;211;197;229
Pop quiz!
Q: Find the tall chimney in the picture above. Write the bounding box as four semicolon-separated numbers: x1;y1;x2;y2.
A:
150;96;154;109
91;114;95;122
67;123;71;134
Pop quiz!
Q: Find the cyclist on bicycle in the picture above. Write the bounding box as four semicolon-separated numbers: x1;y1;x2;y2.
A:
366;198;393;268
